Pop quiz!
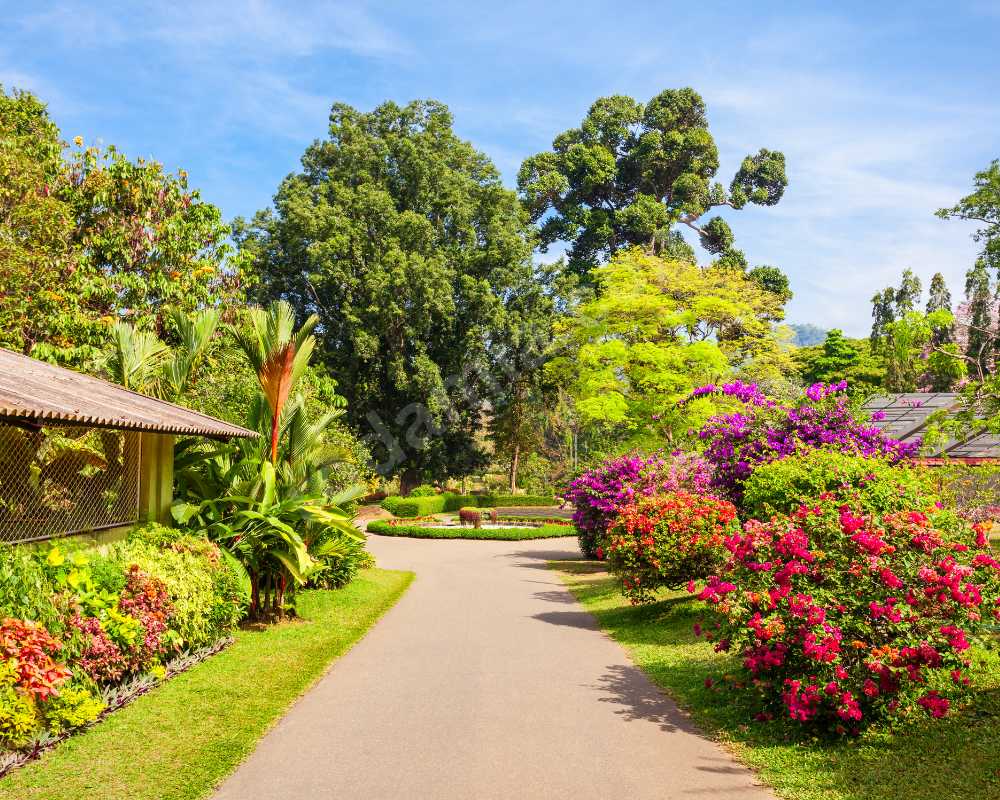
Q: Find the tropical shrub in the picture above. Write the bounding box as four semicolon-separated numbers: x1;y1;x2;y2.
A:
604;492;739;603
42;683;105;734
565;452;713;559
0;546;61;633
458;507;483;528
694;492;1000;733
114;528;245;649
409;485;438;497
692;380;918;502
742;451;937;521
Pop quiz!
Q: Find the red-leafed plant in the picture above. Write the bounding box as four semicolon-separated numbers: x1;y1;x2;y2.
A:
693;492;1000;733
0;618;71;700
604;492;739;603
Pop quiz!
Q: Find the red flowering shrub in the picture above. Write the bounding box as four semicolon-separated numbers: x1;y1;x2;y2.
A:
68;613;128;684
604;492;739;603
0;618;71;700
694;493;1000;733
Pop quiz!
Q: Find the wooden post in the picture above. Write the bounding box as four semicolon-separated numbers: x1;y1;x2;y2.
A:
138;433;175;524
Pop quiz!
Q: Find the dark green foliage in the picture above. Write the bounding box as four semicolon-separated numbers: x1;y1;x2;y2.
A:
794;330;885;396
366;520;573;540
895;268;922;313
380;492;557;517
964;260;993;371
869;286;897;351
517;88;787;277
241;99;539;487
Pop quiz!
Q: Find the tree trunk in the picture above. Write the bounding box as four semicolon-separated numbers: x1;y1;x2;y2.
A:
399;467;421;496
508;443;520;494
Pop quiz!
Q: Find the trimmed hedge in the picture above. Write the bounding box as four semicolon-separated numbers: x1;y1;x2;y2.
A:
380;493;556;518
366;520;574;540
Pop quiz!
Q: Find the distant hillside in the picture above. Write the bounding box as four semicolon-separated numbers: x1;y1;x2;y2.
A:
788;323;828;347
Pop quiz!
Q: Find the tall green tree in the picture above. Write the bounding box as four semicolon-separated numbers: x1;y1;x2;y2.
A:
241;100;540;492
926;272;954;345
794;330;885;396
894;268;922;313
517;88;787;278
963;260;993;371
937;159;1000;273
0;86;246;365
870;286;897;352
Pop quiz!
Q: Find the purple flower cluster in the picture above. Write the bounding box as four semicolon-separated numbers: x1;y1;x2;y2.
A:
565;452;714;558
695;381;920;501
688;380;775;408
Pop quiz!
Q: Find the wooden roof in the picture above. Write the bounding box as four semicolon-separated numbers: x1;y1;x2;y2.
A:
865;393;1000;459
0;348;257;440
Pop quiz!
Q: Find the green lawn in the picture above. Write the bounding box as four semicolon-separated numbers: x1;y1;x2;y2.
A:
367;520;575;540
0;568;413;800
557;562;1000;800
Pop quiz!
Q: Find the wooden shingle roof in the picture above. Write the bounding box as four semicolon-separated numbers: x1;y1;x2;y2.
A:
0;348;257;440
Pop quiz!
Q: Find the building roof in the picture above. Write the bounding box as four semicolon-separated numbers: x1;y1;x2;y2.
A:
0;348;257;440
864;393;1000;459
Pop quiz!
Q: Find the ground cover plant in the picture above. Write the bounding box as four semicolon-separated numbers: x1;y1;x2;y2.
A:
0;526;245;764
0;570;412;800
366;520;574;541
558;565;1000;800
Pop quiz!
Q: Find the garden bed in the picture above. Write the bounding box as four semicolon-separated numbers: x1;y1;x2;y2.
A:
0;569;413;800
367;520;575;540
556;565;1000;800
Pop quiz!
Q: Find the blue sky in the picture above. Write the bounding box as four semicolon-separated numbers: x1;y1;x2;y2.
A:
3;1;998;336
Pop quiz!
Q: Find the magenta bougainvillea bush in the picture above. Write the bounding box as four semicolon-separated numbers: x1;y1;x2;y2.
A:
565;452;713;558
693;491;1000;733
691;380;919;503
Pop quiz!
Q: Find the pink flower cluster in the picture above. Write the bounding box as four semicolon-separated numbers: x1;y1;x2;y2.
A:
692;492;1000;733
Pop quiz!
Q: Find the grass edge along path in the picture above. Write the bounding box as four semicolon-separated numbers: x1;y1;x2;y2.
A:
0;568;414;800
555;562;1000;800
367;520;575;540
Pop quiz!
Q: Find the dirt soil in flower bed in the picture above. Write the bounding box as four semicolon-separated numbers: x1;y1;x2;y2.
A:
555;562;1000;800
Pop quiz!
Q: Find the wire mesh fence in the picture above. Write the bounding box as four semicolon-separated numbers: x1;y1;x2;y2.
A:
0;423;141;544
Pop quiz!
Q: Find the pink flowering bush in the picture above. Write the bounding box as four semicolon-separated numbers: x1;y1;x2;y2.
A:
694;491;1000;734
566;452;713;559
691;380;918;503
604;492;739;603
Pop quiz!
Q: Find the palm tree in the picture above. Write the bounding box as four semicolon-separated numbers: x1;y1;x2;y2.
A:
234;301;317;464
104;307;220;399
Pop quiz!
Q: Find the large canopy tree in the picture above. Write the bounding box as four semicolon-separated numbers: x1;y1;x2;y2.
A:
241;99;543;491
517;88;788;277
0;86;245;365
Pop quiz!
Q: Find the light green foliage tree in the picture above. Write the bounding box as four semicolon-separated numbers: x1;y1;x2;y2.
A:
0;86;246;366
549;248;791;449
883;310;965;392
794;329;886;397
240;99;540;492
962;260;994;371
517;88;788;278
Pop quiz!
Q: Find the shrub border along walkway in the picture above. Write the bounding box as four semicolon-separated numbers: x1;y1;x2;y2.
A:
367;519;575;540
556;563;1000;800
0;568;414;800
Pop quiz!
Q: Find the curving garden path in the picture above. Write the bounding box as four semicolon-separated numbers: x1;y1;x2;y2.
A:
213;533;775;800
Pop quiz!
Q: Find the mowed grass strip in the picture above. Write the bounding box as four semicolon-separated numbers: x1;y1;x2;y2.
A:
556;562;1000;800
367;520;575;540
0;568;414;800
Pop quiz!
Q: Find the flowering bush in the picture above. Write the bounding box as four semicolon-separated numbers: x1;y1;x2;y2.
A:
604;492;739;603
566;452;713;558
692;380;918;503
742;450;937;522
694;492;1000;733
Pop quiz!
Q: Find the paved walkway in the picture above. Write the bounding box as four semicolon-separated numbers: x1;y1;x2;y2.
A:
214;535;774;800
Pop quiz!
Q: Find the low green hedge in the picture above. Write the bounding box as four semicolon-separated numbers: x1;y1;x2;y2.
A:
366;520;574;540
380;493;556;518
